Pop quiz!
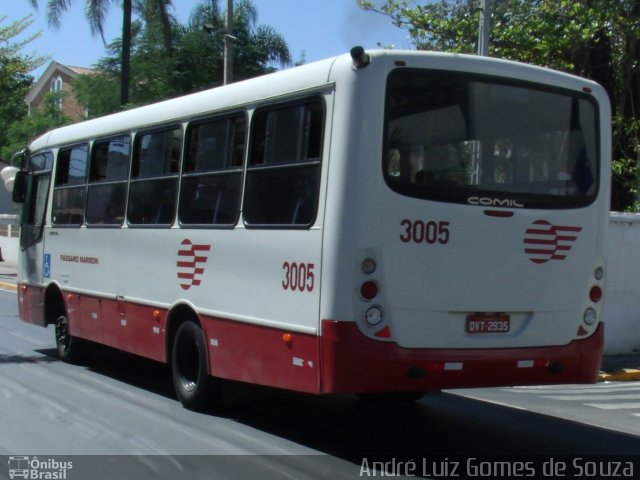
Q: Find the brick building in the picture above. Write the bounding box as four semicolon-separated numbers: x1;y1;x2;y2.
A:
24;61;95;122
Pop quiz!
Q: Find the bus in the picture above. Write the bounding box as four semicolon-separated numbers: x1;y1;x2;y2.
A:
3;48;610;409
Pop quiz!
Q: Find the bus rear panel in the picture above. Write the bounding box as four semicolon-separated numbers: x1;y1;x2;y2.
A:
319;52;609;394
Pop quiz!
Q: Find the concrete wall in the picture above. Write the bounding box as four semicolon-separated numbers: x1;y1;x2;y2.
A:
0;215;18;267
602;213;640;354
0;212;639;354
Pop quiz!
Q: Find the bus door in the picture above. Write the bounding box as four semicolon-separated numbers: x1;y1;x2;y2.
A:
16;151;53;325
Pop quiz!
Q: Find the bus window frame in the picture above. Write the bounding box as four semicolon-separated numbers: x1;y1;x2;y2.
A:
127;124;183;228
243;95;326;230
178;111;247;229
382;68;601;210
52;143;89;227
85;133;131;228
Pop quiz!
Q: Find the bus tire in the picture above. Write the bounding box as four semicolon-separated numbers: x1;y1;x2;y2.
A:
54;313;85;363
171;321;216;411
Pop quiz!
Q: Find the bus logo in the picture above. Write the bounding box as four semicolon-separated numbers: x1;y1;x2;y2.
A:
8;456;29;479
177;239;212;290
523;220;582;264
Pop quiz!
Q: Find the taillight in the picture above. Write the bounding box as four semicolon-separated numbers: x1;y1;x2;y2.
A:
360;281;378;301
589;286;602;303
359;257;389;337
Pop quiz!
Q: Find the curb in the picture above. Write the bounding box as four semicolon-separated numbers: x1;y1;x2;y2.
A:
599;369;640;382
0;281;17;292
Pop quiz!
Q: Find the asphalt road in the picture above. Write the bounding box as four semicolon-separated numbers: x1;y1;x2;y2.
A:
1;289;639;479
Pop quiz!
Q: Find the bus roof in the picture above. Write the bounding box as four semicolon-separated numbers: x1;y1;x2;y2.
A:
29;54;339;151
29;49;602;152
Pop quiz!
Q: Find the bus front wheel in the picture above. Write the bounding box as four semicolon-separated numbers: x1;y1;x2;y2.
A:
171;321;218;410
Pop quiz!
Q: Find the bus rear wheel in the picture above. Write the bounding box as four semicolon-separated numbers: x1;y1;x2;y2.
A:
171;321;217;410
54;314;85;363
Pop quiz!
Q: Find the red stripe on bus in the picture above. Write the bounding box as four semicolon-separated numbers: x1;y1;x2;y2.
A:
17;284;604;396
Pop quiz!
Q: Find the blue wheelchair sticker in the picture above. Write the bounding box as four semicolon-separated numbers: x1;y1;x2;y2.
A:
43;253;51;279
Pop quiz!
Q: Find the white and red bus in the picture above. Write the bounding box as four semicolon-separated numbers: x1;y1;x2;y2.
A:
4;48;610;409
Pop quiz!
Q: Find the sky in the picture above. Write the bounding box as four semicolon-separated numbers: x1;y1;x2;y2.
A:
5;0;414;80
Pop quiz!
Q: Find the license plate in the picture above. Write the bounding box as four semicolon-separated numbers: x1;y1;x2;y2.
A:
466;314;510;334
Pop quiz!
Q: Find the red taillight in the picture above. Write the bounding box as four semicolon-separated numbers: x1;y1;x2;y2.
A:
589;286;602;303
360;281;378;300
425;362;443;372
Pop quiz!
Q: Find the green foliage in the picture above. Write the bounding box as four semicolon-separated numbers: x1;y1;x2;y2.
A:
359;0;640;211
1;92;72;161
76;0;292;118
0;56;32;158
0;15;48;161
0;14;47;69
73;71;121;118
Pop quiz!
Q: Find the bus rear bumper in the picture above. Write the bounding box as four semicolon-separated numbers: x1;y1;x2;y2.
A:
320;320;604;394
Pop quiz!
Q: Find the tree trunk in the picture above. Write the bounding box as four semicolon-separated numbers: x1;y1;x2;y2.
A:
120;0;132;106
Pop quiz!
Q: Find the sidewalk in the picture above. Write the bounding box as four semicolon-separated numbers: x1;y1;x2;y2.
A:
0;262;638;380
599;354;640;382
0;262;17;292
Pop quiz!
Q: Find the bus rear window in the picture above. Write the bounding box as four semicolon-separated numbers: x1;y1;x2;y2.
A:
383;69;599;209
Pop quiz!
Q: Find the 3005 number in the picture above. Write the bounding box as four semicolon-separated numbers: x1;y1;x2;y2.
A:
282;262;315;292
400;219;450;244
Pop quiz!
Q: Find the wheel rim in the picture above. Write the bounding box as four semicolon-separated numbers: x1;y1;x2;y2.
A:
176;332;200;392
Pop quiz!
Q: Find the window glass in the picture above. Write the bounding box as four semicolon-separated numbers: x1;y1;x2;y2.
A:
383;69;599;209
132;128;181;179
128;178;178;225
86;136;130;225
244;100;323;227
29;152;53;172
184;116;245;173
180;115;245;226
86;183;128;225
128;127;182;226
55;144;88;186
53;144;88;225
90;136;130;182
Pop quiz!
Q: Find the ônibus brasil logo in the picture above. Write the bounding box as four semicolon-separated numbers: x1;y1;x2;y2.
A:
177;239;211;290
523;220;582;264
8;456;73;480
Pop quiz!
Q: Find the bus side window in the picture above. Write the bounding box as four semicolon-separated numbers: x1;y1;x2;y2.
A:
128;127;182;226
86;135;130;226
52;144;88;226
244;99;324;228
179;114;245;227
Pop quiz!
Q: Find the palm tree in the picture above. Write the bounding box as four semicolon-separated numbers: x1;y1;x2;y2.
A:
184;0;291;85
31;0;173;106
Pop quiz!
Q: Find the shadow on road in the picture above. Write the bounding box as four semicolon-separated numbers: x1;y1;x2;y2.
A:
36;343;640;460
0;349;61;364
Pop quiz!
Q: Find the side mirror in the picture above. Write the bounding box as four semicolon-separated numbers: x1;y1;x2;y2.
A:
12;171;27;204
